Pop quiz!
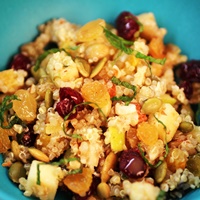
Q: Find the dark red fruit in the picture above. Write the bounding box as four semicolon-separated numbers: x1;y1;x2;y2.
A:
116;11;140;40
56;87;84;119
18;125;36;146
179;81;193;100
119;149;147;178
179;60;200;83
11;54;31;73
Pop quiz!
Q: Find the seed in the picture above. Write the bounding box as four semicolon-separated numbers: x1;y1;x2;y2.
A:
28;148;50;162
90;57;107;78
154;161;167;183
179;121;194;133
8;161;26;183
75;57;91;77
45;89;53;109
142;97;162;115
11;140;20;160
101;151;117;182
159;94;177;105
97;182;111;198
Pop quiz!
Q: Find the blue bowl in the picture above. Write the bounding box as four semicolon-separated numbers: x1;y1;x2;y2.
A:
0;0;199;199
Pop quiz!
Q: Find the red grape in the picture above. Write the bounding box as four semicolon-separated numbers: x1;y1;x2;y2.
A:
119;149;147;178
116;11;140;40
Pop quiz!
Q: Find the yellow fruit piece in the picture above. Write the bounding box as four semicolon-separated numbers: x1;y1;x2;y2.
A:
109;126;125;152
0;69;26;93
12;89;37;123
63;167;93;197
137;121;158;146
81;81;111;116
76;19;106;42
148;103;181;143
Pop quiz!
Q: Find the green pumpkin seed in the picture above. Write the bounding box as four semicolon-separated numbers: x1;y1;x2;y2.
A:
8;161;26;183
179;121;194;133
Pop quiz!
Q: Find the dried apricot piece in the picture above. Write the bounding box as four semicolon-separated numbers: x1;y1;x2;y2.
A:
81;81;111;116
0;127;11;153
63;167;93;197
12;89;37;123
137;121;158;146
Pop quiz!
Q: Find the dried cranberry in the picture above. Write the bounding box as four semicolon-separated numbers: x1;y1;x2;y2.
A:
116;11;140;40
119;149;147;178
179;81;193;99
179;60;200;83
11;54;31;73
56;98;76;118
18;125;36;146
59;87;83;105
56;87;84;119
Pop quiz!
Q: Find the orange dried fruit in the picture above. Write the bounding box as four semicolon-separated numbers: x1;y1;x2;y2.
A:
63;167;93;197
12;89;37;123
137;121;158;146
76;19;106;42
0;127;11;153
81;81;111;116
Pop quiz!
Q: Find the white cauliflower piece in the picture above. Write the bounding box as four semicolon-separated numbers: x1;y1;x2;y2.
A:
123;180;160;200
46;51;79;88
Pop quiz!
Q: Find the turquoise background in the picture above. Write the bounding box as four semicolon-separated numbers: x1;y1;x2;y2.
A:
0;0;200;199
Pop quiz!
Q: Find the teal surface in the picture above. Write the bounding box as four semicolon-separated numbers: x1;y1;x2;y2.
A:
0;0;200;199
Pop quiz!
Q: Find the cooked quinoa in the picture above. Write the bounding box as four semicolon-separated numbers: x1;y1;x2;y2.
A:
0;12;200;200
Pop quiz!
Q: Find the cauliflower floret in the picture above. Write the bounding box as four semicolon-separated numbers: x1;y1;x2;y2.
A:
46;51;79;88
0;69;27;93
71;127;104;171
123;180;160;200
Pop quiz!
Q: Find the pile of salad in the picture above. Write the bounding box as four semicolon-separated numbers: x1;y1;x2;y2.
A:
0;11;200;200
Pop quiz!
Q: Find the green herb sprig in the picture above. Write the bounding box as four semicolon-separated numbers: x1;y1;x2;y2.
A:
37;157;80;185
111;76;137;105
103;27;166;65
0;95;22;129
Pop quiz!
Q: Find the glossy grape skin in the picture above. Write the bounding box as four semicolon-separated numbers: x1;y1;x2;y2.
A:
119;149;147;178
116;11;139;40
11;54;31;73
56;87;84;119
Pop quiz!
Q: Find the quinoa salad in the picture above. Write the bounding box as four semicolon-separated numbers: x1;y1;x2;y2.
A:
0;11;200;200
